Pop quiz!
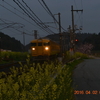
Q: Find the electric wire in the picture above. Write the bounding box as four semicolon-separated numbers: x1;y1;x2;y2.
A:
38;0;67;32
0;18;33;36
1;1;52;35
21;0;55;34
73;0;83;31
0;18;26;32
0;3;38;28
38;0;52;17
1;1;43;43
0;4;41;38
13;0;55;34
0;18;22;35
74;0;78;10
41;0;59;23
38;0;58;31
81;0;83;9
1;1;53;35
2;0;63;34
39;0;60;28
0;23;16;30
3;0;26;16
22;0;48;27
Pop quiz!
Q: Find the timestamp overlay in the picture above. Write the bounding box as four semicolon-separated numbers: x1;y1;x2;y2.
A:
73;58;100;100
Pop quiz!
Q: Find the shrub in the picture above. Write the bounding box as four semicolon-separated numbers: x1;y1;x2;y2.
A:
0;59;75;100
0;52;86;100
0;51;28;62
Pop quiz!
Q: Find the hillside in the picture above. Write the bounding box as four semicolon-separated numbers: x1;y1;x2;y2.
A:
25;32;100;52
0;32;24;52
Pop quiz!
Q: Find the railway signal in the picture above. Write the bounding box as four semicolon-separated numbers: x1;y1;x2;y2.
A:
75;39;79;44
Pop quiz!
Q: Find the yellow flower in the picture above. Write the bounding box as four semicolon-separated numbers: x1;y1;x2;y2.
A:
52;84;57;91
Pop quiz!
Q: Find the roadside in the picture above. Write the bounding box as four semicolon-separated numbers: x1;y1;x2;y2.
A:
88;55;100;59
73;58;100;100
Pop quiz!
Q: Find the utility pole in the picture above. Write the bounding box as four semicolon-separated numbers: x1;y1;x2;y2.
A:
34;30;38;39
58;13;63;56
71;5;83;52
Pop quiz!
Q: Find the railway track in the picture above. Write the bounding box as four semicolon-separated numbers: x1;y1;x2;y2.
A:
0;59;49;78
0;56;65;79
0;62;18;69
0;61;31;79
0;61;24;73
0;57;64;73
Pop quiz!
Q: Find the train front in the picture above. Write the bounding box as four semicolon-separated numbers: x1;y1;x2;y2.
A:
30;39;50;59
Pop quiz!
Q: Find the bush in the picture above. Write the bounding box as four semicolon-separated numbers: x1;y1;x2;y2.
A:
0;52;87;100
63;51;88;62
0;51;28;62
0;58;75;100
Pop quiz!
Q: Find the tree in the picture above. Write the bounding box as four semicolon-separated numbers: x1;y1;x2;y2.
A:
76;43;94;54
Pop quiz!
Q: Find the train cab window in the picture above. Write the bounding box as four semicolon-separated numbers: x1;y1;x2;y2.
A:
38;42;42;46
44;42;50;46
31;43;37;46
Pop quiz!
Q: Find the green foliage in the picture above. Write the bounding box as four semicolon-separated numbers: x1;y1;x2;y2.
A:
0;51;28;62
0;52;86;100
0;60;75;100
74;52;88;59
64;51;88;61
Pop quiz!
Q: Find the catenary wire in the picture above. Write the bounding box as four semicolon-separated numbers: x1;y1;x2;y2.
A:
0;3;37;27
0;1;52;35
13;0;55;34
3;0;26;16
38;0;52;17
2;0;60;34
0;23;16;30
73;0;83;31
0;2;43;38
0;18;33;36
38;0;58;32
39;0;67;32
21;0;55;34
39;0;59;28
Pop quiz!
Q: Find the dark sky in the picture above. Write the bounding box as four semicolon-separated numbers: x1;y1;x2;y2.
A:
0;0;100;45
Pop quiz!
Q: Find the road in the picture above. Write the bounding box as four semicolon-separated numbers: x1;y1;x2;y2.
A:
73;58;100;100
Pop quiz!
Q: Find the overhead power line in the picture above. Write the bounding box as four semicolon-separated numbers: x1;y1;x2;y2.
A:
38;0;67;32
38;0;52;16
0;23;16;30
21;0;55;34
73;0;83;31
0;18;33;36
0;3;37;27
1;1;54;35
13;0;55;34
3;0;26;16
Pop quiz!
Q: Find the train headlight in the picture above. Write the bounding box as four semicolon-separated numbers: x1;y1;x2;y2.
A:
45;47;49;50
32;47;35;50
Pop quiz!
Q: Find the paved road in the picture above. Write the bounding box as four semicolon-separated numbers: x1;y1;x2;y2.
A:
73;58;100;100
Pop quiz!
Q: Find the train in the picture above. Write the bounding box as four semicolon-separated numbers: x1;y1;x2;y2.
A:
30;38;60;59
